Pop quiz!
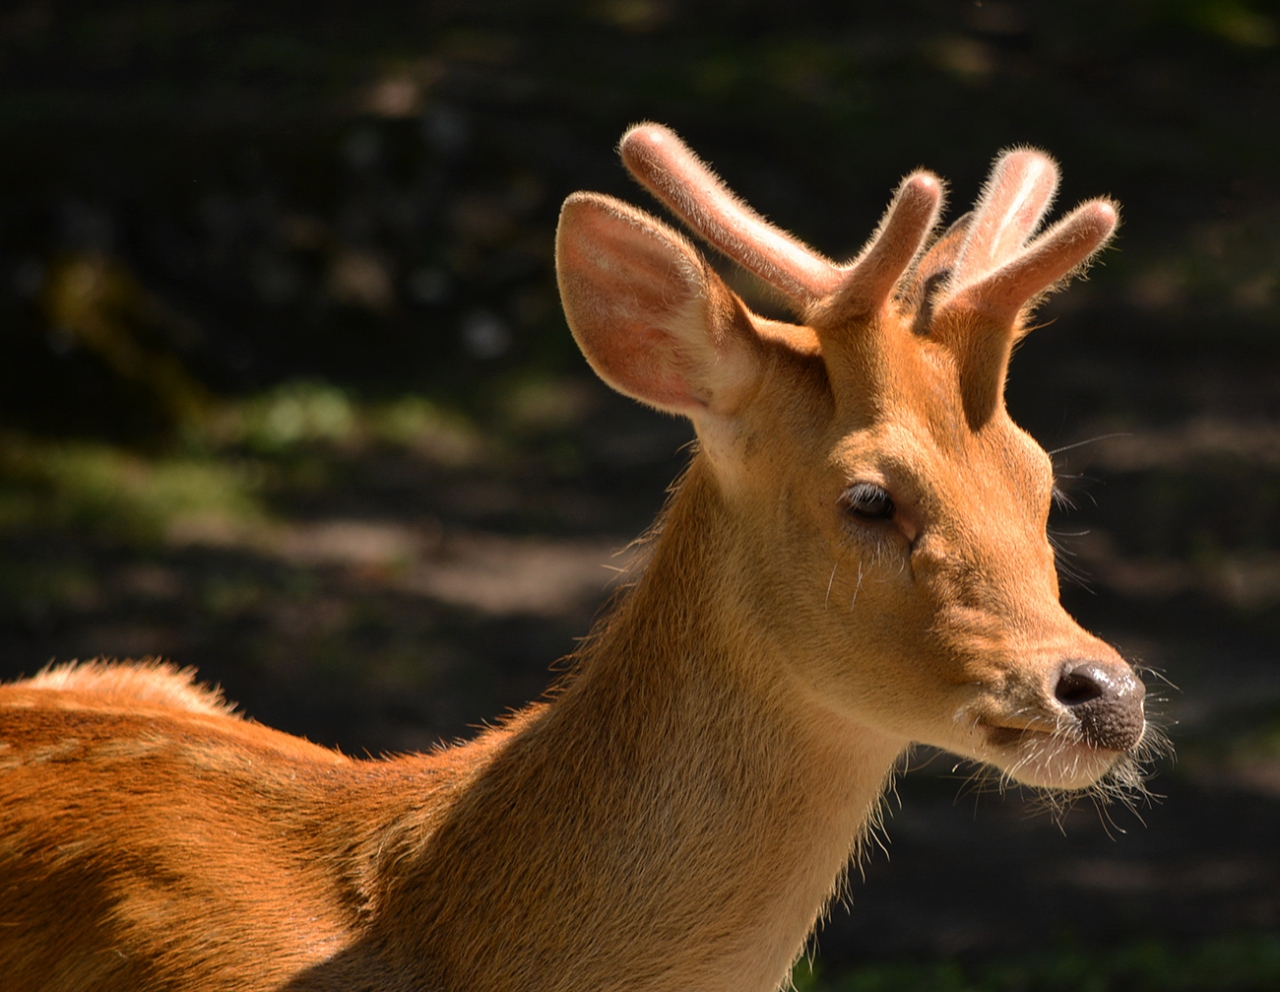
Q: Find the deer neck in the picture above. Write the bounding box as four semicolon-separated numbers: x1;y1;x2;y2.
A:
378;458;904;992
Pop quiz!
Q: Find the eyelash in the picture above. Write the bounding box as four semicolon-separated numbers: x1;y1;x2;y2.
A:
840;482;895;523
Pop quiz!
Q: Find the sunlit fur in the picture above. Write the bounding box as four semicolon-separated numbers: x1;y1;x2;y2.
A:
0;128;1152;992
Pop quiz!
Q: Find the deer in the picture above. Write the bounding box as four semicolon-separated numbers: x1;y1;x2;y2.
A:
0;123;1152;992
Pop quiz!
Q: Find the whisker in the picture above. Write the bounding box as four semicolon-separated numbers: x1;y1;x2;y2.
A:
849;564;865;612
1048;432;1132;456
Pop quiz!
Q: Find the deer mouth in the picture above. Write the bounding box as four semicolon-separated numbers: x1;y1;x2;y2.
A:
982;721;1064;749
977;717;1136;791
974;655;1147;779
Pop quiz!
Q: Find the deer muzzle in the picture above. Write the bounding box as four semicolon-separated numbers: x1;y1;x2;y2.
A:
1053;658;1146;752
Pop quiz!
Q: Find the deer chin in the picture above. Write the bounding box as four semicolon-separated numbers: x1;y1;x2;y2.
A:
977;721;1134;791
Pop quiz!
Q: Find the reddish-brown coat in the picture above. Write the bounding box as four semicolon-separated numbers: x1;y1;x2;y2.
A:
1;125;1148;992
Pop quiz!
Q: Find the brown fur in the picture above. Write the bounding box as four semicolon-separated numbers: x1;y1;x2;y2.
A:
1;127;1145;992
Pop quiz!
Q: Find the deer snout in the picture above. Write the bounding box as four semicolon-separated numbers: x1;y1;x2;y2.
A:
1054;658;1146;752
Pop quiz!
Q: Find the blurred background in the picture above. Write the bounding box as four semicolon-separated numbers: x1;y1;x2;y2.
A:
0;1;1277;988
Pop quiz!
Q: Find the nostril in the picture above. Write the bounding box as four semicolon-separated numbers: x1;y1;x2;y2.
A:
1055;669;1105;707
1054;658;1146;752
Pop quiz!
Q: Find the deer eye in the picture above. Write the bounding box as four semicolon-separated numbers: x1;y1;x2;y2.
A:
841;482;895;522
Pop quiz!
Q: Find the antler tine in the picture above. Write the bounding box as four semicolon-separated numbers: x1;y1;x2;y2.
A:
821;171;943;320
620;123;843;306
942;199;1118;326
950;149;1059;291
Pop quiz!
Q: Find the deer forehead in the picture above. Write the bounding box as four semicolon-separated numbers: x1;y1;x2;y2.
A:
737;321;1054;522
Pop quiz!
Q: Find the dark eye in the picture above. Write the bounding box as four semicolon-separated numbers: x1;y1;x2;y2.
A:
841;482;895;522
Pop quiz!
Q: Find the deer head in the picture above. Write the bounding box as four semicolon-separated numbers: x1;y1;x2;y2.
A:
557;124;1146;793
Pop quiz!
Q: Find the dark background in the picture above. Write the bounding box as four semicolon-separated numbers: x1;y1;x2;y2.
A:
0;2;1277;988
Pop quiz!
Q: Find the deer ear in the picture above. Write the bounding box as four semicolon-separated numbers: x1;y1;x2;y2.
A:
556;192;761;418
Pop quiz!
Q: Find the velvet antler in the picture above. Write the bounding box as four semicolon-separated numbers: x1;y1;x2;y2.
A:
619;124;1118;425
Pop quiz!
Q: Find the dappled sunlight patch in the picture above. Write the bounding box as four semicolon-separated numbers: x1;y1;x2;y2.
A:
397;532;631;617
0;380;630;621
176;515;629;618
272;519;428;571
1070;531;1280;611
165;513;626;620
368;395;487;465
1088;419;1280;472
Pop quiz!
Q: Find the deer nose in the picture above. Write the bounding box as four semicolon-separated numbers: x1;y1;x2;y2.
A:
1054;659;1146;752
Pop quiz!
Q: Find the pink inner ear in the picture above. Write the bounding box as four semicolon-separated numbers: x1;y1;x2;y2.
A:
588;317;700;411
557;193;726;413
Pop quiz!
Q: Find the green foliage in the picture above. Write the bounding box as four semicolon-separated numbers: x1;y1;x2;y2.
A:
1177;1;1278;48
0;381;501;545
0;432;263;543
216;381;357;451
199;380;486;463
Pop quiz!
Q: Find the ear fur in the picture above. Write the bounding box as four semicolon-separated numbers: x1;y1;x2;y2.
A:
556;192;762;418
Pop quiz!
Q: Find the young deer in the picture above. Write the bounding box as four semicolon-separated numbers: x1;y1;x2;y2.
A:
0;124;1150;992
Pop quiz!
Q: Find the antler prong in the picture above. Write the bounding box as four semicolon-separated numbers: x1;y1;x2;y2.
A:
941;198;1118;325
620;123;842;306
618;127;1116;360
822;171;942;319
951;149;1059;290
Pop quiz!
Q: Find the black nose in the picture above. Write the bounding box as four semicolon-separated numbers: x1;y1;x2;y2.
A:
1054;659;1146;752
